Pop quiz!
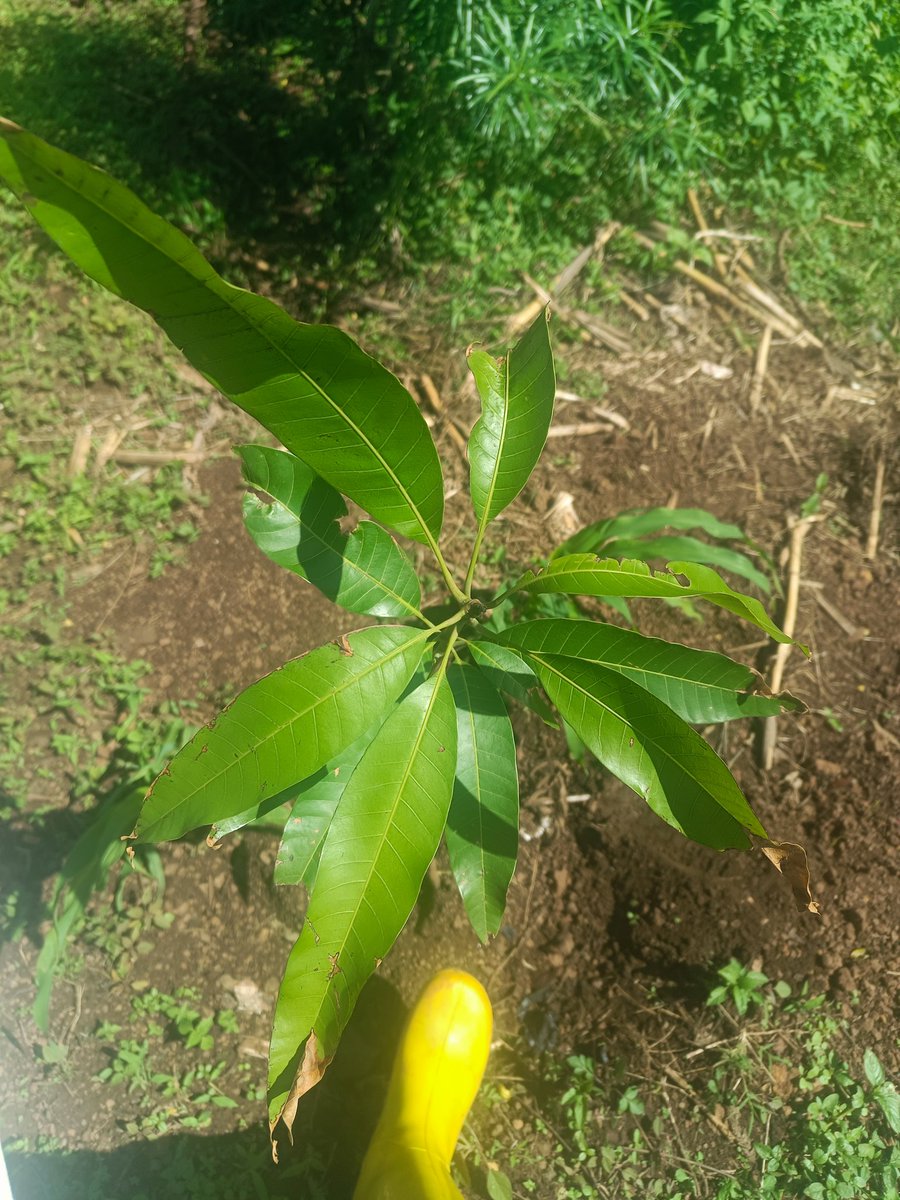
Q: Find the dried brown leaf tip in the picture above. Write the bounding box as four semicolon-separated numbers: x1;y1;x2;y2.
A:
269;1030;332;1162
760;840;821;914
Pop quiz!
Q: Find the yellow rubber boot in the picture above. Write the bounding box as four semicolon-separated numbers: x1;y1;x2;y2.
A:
353;969;493;1200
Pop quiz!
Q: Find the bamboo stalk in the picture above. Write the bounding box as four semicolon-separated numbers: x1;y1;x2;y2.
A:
68;424;93;477
507;223;621;335
618;289;651;321
522;274;631;354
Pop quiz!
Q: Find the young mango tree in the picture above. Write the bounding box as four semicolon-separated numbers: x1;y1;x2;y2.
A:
0;118;806;1154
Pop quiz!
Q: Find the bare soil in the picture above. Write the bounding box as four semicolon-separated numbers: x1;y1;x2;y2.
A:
1;282;897;1198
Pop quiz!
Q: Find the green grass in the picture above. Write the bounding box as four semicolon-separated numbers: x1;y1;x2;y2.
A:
0;625;196;816
6;977;329;1197
3;0;896;342
92;986;243;1133
469;964;899;1200
0;195;217;623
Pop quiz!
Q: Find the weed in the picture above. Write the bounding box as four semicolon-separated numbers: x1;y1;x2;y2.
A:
706;957;771;1017
471;968;899;1199
92;987;242;1136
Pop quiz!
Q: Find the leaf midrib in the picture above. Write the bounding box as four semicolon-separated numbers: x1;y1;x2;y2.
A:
460;671;489;934
136;628;428;837
522;560;681;596
529;652;733;812
309;669;450;1041
509;632;747;696
476;353;511;534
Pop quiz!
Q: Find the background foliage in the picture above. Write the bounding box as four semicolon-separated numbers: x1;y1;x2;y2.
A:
0;0;897;334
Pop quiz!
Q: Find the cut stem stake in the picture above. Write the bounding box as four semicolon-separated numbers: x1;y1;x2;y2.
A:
866;451;887;560
762;517;813;770
749;324;773;414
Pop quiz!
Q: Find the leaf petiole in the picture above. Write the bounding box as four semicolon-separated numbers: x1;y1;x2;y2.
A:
426;534;469;606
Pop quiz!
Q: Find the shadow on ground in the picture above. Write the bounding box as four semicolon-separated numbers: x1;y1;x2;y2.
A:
6;975;407;1200
0;1;456;280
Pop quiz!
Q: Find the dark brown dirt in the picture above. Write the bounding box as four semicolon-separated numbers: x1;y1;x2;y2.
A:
1;282;898;1198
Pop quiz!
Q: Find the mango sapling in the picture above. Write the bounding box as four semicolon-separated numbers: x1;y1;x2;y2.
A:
0;118;807;1151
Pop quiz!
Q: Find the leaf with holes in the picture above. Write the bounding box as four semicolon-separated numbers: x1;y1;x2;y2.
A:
510;557;804;649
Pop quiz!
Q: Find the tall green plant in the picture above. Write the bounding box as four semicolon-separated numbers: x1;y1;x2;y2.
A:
0;119;806;1151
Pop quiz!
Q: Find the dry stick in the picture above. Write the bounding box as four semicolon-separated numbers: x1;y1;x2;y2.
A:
872;718;900;752
617;288;651;321
804;583;861;639
568;306;632;355
633;229;816;345
68;423;93;478
546;421;615;439
632;232;782;330
866;451;887;560
687;185;728;280
94;427;127;472
660;1064;746;1149
749;324;773;414
418;373;468;457
822;213;870;229
734;271;823;349
522;273;632;354
762;518;813;770
507;222;621;336
695;229;763;244
556;391;630;429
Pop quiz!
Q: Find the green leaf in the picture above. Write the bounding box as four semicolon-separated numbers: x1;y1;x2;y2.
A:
468;309;555;526
498;619;802;723
486;1169;514;1200
522;652;766;849
467;638;558;725
273;729;376;888
511;556;805;650
555;507;751;557
208;792;294;842
0;120;443;543
132;626;430;844
446;664;519;943
239;445;422;619
600;535;771;594
875;1084;900;1135
864;1049;886;1088
267;670;457;1135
